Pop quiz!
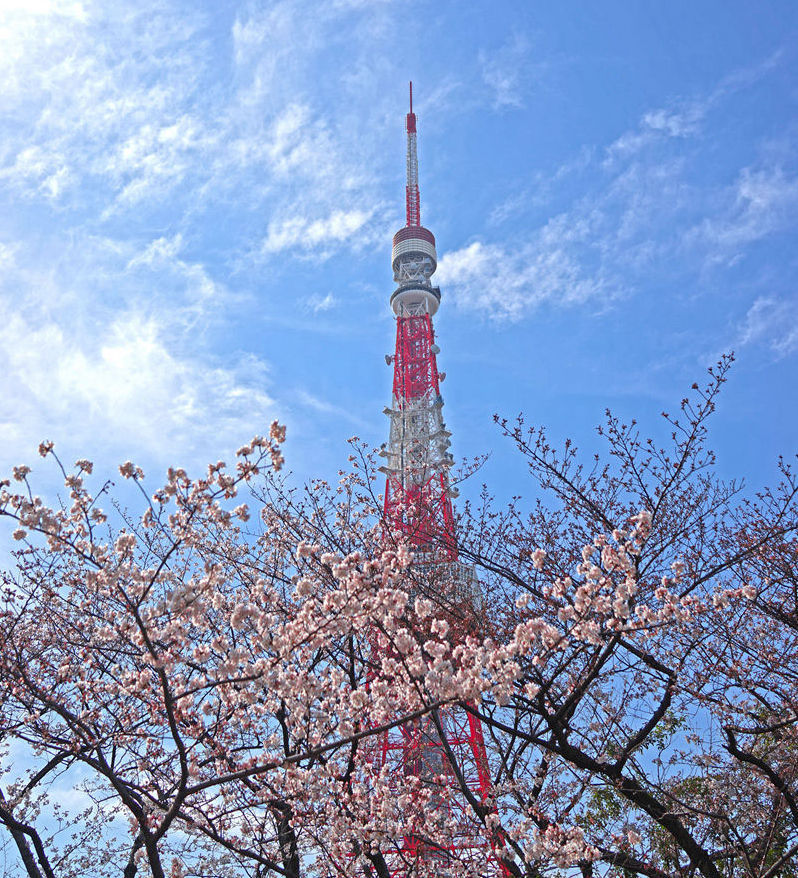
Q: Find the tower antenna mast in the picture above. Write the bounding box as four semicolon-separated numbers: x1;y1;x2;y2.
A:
405;80;420;227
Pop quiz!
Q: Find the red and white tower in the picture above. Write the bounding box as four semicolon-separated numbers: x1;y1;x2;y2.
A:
380;82;455;556
374;83;510;878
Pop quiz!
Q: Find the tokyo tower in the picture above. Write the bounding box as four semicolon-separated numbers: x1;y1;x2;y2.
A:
372;83;510;878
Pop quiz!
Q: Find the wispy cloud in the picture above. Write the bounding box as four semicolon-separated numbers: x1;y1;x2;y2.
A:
686;165;798;259
0;4;207;212
488;146;594;226
0;1;396;247
0;0;410;470
259;209;373;256
605;105;704;163
479;34;533;109
449;54;796;326
0;233;274;470
0;302;275;467
440;156;689;320
305;292;338;313
605;50;785;165
737;296;798;357
437;231;613;322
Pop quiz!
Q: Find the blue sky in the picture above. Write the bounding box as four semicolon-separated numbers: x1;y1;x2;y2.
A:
1;0;796;504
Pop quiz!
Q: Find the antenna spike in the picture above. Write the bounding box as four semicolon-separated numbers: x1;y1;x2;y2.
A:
405;83;419;226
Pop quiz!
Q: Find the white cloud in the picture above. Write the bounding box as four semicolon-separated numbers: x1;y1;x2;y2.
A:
436;230;612;322
125;233;231;328
0;1;387;239
0;302;274;467
472;56;797;325
467;146;796;324
260;209;373;256
479;34;532;109
127;233;184;268
306;292;337;313
0;0;86;16
0;145;73;199
442;154;692;320
687;165;798;258
605;105;703;163
0;2;212;226
605;52;784;166
738;296;798;357
0;231;272;472
488;146;595;226
0;0;417;475
642;107;699;137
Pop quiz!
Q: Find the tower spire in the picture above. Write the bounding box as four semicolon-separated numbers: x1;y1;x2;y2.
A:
405;80;420;227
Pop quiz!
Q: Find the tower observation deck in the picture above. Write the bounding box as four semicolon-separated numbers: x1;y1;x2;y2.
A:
372;83;511;878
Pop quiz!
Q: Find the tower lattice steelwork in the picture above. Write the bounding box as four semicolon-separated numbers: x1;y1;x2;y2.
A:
372;83;510;878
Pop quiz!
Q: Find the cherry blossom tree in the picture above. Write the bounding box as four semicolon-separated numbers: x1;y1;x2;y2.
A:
0;355;796;878
0;425;526;877
454;355;798;877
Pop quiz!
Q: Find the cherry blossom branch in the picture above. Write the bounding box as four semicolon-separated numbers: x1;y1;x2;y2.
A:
723;727;798;826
